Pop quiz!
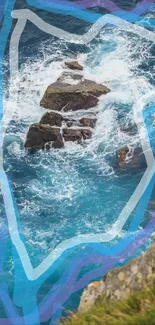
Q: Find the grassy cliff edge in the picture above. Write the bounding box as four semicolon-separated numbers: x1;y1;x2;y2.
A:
62;238;155;325
62;288;155;325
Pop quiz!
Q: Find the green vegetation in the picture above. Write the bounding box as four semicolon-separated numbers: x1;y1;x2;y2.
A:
61;288;155;325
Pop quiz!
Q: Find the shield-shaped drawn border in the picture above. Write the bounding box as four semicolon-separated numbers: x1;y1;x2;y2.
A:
1;8;155;281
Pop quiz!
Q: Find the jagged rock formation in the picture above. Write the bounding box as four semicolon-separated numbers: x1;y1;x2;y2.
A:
25;111;96;150
25;61;111;151
25;123;64;151
25;123;93;150
40;78;110;111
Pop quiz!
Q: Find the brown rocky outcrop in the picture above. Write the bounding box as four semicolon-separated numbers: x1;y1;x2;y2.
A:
79;238;155;313
40;79;110;111
64;60;83;71
25;123;64;150
25;123;93;151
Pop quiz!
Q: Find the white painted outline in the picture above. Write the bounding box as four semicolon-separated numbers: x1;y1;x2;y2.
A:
1;9;155;280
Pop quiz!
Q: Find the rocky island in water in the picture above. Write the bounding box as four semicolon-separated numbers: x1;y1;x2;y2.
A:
25;60;145;171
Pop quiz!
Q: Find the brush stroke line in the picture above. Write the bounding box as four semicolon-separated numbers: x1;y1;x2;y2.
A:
27;0;155;24
0;215;155;324
40;0;155;17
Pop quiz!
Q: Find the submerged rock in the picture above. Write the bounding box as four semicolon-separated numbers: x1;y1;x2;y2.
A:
25;123;64;150
79;237;155;313
66;121;74;128
64;60;83;71
118;146;146;170
120;123;138;136
40;79;110;111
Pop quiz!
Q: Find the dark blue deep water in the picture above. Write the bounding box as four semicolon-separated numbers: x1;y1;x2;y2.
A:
1;0;155;323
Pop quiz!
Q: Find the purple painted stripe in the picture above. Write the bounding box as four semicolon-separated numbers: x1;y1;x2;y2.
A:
39;215;155;321
133;0;155;14
39;0;85;10
76;0;119;11
37;0;155;19
76;0;155;16
0;216;154;324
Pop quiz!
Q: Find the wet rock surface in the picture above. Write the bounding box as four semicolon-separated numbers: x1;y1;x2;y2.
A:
118;146;130;167
64;60;83;71
25;123;64;150
63;128;92;142
79;238;155;313
118;146;146;170
40;79;110;111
